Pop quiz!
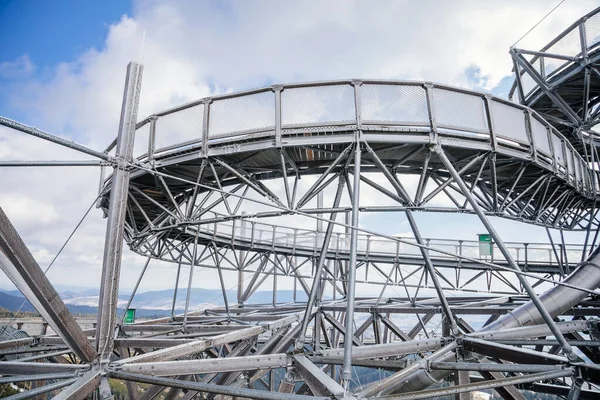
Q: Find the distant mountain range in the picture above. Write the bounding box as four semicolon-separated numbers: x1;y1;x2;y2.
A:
0;287;308;318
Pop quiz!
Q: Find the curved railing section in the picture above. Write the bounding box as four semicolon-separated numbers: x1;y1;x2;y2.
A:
131;80;598;199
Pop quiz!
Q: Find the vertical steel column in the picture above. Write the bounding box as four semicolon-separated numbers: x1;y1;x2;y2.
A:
435;145;576;361
342;142;361;383
238;212;247;305
96;62;143;360
317;191;324;233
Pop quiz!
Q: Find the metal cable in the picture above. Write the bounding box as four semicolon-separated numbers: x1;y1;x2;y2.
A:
0;194;99;339
512;0;567;47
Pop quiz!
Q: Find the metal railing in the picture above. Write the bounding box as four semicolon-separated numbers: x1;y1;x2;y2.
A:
194;213;584;269
516;7;600;97
131;79;598;198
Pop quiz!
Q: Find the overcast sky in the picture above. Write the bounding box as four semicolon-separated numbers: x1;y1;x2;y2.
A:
0;0;598;296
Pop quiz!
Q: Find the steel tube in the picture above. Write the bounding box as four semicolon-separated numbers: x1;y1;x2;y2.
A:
0;116;115;162
109;371;330;400
357;341;457;397
342;142;361;382
121;256;151;324
52;370;102;400
430;362;561;373
0;160;106;167
96;62;143;362
117;353;289;376
0;210;97;362
435;145;576;360
4;378;79;400
371;369;573;400
297;176;345;347
405;209;458;334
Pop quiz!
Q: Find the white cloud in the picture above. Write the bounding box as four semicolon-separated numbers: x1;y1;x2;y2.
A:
0;0;595;292
0;55;35;79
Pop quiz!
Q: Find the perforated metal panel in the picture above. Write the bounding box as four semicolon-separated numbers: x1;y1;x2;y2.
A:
208;91;275;137
547;27;582;57
133;121;151;159
431;88;489;133
530;117;551;155
575;157;581;186
155;104;203;151
360;84;429;124
520;70;537;96
551;133;565;166
545;29;581;77
281;84;355;126
567;148;574;180
585;12;600;47
489;101;528;143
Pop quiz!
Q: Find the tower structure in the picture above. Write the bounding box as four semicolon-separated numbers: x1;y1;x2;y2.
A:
1;7;600;400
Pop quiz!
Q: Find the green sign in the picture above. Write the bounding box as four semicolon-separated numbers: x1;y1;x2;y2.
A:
478;234;492;242
124;308;136;324
478;234;493;256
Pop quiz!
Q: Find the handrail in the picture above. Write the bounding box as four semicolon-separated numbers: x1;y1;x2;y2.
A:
128;80;596;197
512;7;600;100
193;211;584;267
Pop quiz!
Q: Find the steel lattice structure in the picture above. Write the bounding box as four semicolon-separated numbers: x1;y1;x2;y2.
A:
2;7;600;400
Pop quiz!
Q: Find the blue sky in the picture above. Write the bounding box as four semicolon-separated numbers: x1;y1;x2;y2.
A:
0;0;131;70
0;0;131;120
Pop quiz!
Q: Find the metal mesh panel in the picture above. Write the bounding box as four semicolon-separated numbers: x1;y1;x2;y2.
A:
566;147;574;178
155;104;204;151
133;121;151;159
489;101;528;143
585;12;600;47
547;28;581;57
360;84;429;124
530;117;551;155
545;29;581;76
208;91;275;137
281;84;355;126
551;133;565;166
431;88;488;133
520;70;536;96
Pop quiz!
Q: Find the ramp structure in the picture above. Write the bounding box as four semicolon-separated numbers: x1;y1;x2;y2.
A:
2;7;600;400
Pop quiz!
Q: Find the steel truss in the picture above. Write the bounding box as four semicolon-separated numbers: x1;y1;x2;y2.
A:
2;8;600;400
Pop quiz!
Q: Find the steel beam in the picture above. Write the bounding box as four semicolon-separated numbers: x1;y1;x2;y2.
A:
297;175;345;348
109;371;330;400
435;145;577;361
3;378;79;400
0;160;106;167
52;370;102;400
370;369;573;400
342;142;361;382
116;353;289;376
293;355;345;397
0;208;97;362
96;61;143;361
357;341;457;397
0;116;115;162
